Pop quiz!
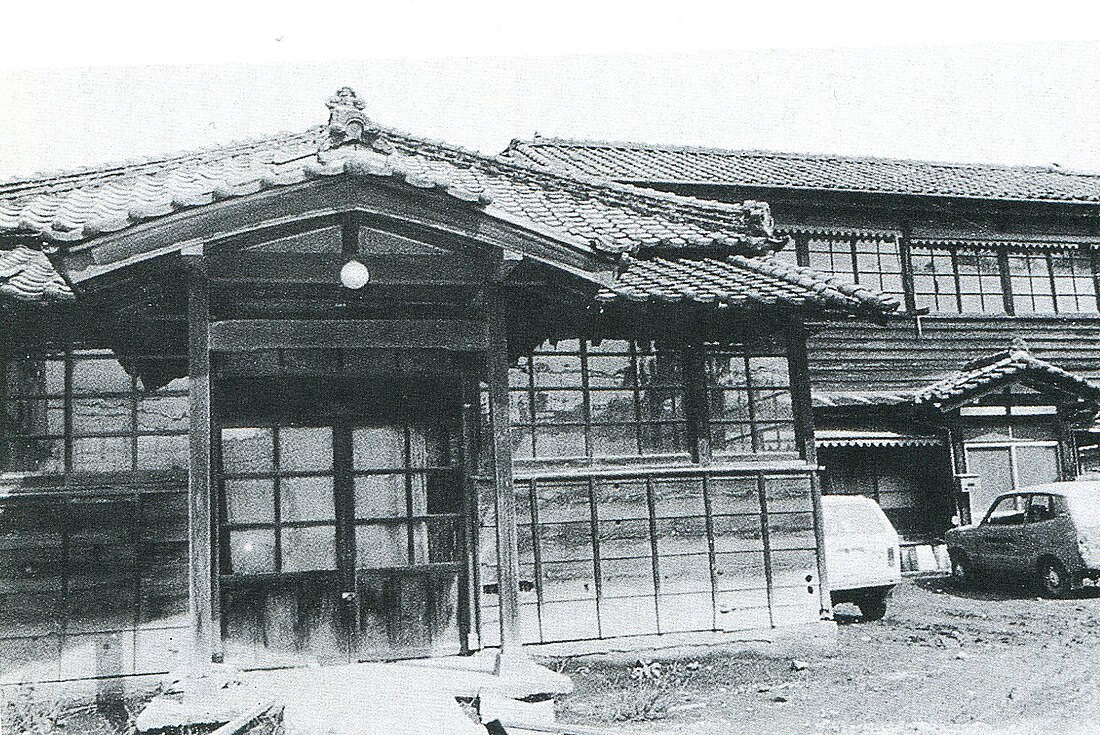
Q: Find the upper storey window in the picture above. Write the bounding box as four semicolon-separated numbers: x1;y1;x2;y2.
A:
1008;249;1097;314
910;244;1099;315
807;238;904;298
911;246;1005;314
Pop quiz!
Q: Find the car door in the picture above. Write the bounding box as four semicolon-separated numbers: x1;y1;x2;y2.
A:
978;494;1028;571
1024;493;1070;571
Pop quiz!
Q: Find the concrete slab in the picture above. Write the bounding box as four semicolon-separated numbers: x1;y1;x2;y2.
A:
137;657;573;735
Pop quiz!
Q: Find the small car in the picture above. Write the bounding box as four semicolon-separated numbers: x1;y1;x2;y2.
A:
945;481;1100;597
822;495;902;620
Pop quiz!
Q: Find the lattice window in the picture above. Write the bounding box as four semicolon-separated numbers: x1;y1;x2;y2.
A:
807;238;903;297
1009;249;1098;314
508;340;689;461
705;350;797;456
911;246;1005;314
3;349;189;475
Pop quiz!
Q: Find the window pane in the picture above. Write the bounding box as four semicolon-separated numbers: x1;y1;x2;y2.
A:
282;526;337;571
808;239;856;282
711;423;754;455
225;479;275;524
911;247;959;313
590;423;638;457
532;390;585;423
137;396;189;432
137;434;189;470
229;529;275;574
707;355;748;388
72;437;131;472
356;524;410;568
640;423;687;455
72;358;131;394
72;397;131;434
639;388;685;421
533;424;585;458
221;428;274;474
279;427;333;472
709;388;750;422
353;427;405;470
586;355;635;388
756;422;797;452
1008;253;1056;314
281;476;335;522
531;354;582;388
355;474;407;518
5;398;64;435
588;390;636;423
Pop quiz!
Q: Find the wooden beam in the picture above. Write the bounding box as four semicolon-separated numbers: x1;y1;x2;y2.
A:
186;257;217;667
206;253;495;287
485;288;529;673
208;319;488;352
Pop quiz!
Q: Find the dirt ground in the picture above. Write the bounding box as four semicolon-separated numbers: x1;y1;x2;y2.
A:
554;574;1100;735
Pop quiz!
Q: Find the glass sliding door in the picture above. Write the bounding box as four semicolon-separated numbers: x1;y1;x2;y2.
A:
217;413;466;667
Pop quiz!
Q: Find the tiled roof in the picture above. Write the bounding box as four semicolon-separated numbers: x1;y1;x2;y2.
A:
0;89;900;318
598;254;899;317
502;138;1100;204
0;130;780;258
913;343;1100;408
0;247;74;304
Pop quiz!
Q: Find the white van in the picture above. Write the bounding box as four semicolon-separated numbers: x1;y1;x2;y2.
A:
822;495;903;620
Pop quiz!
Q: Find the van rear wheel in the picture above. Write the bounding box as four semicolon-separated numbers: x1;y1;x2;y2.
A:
857;593;888;621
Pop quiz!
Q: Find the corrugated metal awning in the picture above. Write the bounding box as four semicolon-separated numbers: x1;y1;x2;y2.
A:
815;429;943;448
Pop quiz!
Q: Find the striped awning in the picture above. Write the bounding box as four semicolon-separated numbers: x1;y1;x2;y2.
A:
815;429;943;448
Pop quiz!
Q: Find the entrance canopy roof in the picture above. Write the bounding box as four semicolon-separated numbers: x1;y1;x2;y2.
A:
0;88;898;321
912;340;1100;411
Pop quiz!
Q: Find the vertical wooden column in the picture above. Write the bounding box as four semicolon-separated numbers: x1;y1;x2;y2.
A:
786;323;830;614
484;287;530;673
186;257;215;669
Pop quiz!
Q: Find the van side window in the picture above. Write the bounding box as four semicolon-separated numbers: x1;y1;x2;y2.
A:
985;495;1027;526
1027;494;1056;523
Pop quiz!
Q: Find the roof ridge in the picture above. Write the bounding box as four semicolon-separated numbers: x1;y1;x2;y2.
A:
380;127;770;225
0;121;765;233
0;128;322;197
508;137;1100;179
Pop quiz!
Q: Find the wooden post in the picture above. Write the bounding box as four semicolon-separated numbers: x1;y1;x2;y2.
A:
786;323;830;615
484;287;531;674
186;257;215;669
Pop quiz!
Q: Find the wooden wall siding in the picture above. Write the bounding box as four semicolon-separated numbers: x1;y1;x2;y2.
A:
807;316;1100;392
477;467;821;646
0;484;190;684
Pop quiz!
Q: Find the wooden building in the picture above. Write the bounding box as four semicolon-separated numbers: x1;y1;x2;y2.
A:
0;90;897;685
503;139;1100;547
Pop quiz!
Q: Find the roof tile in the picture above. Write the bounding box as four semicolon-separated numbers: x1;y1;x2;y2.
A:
503;138;1100;204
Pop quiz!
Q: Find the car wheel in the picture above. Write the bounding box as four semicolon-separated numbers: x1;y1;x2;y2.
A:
857;593;888;621
1039;558;1072;599
950;551;976;586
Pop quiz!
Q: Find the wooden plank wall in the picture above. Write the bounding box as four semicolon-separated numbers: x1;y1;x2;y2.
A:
807;316;1100;392
0;482;191;684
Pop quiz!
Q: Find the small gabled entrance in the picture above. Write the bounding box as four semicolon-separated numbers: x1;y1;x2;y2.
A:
216;377;469;667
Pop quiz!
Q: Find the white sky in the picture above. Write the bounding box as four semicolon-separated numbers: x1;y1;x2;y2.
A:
3;3;1100;180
